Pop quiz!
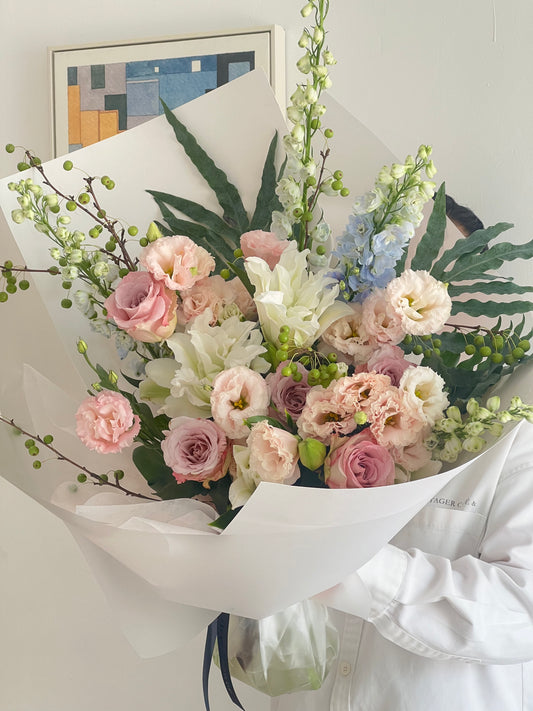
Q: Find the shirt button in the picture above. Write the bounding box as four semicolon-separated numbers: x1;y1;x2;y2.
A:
340;661;352;676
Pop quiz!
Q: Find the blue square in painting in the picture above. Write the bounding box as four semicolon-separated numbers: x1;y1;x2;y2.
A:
159;71;217;110
228;61;251;81
127;79;160;116
67;66;78;86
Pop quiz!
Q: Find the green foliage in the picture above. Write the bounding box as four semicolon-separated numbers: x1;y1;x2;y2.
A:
132;445;202;500
149;103;282;273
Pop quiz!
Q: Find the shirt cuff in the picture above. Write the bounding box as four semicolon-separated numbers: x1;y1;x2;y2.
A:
357;544;409;618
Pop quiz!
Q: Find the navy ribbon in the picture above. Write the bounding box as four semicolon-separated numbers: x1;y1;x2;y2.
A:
203;613;246;711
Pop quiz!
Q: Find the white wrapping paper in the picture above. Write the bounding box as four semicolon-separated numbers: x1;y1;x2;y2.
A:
0;70;528;658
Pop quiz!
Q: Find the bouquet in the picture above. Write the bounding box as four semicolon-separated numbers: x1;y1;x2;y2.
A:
1;0;533;706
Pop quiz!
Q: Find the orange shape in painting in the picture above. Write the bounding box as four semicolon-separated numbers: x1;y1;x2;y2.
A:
67;85;81;145
80;111;99;147
99;110;119;141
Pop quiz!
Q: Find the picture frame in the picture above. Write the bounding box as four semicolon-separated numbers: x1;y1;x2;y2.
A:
49;26;285;157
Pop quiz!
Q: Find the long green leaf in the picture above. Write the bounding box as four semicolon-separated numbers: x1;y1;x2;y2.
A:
147;190;240;242
443;236;533;283
430;222;513;281
161;99;249;232
410;182;447;271
451;299;533;318
448;281;533;297
250;132;282;230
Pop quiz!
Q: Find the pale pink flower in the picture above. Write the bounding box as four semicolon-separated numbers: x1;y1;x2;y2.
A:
266;361;313;421
104;271;177;343
161;416;230;484
386;269;452;335
76;391;140;454
140;235;215;291
176;275;227;326
248;420;300;485
399;365;449;426
365;345;414;387
320;303;376;364
296;384;358;444
325;429;395;489
333;372;393;416
368;388;425;448
362;289;405;344
390;431;433;473
210;366;270;440
225;277;257;320
240;230;290;270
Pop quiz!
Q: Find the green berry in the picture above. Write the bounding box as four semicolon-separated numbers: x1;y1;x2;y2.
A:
62;280;72;290
3;260;13;269
66;200;77;211
479;346;492;357
302;211;314;222
433;348;441;357
32;460;42;469
280;325;290;334
413;345;423;355
99;474;109;483
24;439;35;449
281;366;292;377
48;266;60;275
78;193;90;204
89;228;99;238
61;298;72;309
43;434;54;444
433;339;442;348
19;279;30;290
17;162;30;171
0;292;8;302
310;118;320;130
50;205;61;214
324;128;334;138
518;340;531;352
512;347;525;360
275;349;287;362
127;225;138;237
105;180;115;190
327;353;337;363
220;268;230;280
114;469;125;481
491;352;504;364
473;335;485;347
316;245;326;256
340;187;350;197
29;156;41;166
118;268;129;278
492;334;504;350
58;257;68;267
403;334;413;345
465;344;476;355
97;209;106;218
292;371;303;383
105;240;116;251
63;160;73;171
423;349;432;359
28;445;39;456
5;143;15;153
77;473;87;483
331;180;343;191
100;175;111;186
6;284;16;294
505;354;516;365
278;332;289;344
306;176;317;187
333;170;343;180
139;237;148;247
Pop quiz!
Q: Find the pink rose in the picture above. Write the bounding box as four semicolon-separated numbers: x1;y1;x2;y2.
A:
325;430;395;489
161;416;230;484
240;230;290;270
210;366;269;440
266;361;313;420
104;270;177;343
248;420;300;485
75;391;140;454
140;235;215;291
365;345;413;387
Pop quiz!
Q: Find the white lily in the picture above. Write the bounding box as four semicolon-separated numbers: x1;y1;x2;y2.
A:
245;242;352;348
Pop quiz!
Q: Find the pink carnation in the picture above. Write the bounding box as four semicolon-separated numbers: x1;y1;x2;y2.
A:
75;391;140;454
104;270;177;343
325;429;395;489
161;416;230;484
240;230;290;270
140;235;215;291
211;366;269;440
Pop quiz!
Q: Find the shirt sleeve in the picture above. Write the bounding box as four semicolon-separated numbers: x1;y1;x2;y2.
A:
319;424;533;665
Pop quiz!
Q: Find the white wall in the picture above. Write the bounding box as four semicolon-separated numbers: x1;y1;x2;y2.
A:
1;1;533;710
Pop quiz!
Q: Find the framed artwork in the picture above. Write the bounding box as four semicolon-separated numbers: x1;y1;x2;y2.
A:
49;26;285;157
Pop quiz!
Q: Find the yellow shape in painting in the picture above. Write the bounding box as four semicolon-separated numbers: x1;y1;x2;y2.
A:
99;110;119;141
67;85;81;145
80;110;99;147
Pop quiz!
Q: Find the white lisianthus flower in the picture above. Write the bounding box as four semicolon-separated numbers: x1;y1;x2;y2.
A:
386;269;452;335
229;445;261;508
399;366;449;427
270;211;293;240
245;242;352;348
146;309;269;418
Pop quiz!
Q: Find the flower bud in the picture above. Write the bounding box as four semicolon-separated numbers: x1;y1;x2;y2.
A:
291;123;305;142
313;27;324;43
466;398;480;417
298;32;310;48
11;209;25;224
298;437;326;470
486;396;500;412
77;339;88;354
304;84;318;104
446;405;462;423
287;106;304;124
58;215;71;225
323;50;336;65
301;2;314;17
463;436;485;453
313;65;328;79
390;163;406;180
108;371;119;385
312;103;327;116
465;421;484;436
354;411;368;426
425;159;437;179
297;53;312;74
146;222;162;243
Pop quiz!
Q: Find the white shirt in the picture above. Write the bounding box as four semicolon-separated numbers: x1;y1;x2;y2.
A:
272;420;533;711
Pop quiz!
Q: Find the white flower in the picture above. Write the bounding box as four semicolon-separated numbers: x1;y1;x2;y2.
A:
229;445;261;507
147;310;269;418
399;366;449;426
270;211;293;240
386;270;452;336
245;242;352;348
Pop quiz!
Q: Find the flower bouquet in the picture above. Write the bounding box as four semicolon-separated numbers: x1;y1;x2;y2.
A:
1;0;533;706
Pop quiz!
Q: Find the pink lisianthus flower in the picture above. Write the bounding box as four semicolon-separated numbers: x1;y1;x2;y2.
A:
296;383;359;444
368;387;425;448
161;416;230;484
361;289;405;345
75;391;140;454
210;366;270;440
325;429;395;489
247;420;300;485
104;270;178;343
385;269;452;336
240;230;290;270
320;303;377;365
333;372;393;417
266;361;313;421
176;275;227;326
140;235;215;291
